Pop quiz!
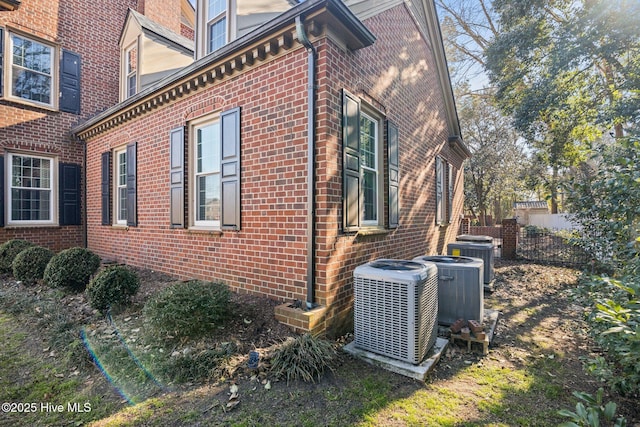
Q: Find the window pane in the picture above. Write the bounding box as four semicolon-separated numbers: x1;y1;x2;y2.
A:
208;18;226;53
119;187;127;221
118;152;127;186
363;169;377;222
11;69;51;104
197;174;220;221
126;46;137;74
360;115;376;168
208;0;226;20
12;36;51;73
197;122;220;173
11;189;51;221
11;35;52;104
127;74;137;98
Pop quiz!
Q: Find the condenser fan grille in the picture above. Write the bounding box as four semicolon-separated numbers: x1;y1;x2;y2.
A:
354;264;438;365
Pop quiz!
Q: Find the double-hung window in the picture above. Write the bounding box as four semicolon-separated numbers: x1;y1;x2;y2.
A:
206;0;227;54
8;153;55;224
436;156;455;225
115;148;128;225
101;143;137;227
9;33;54;107
193;118;221;227
360;112;379;225
0;28;81;113
171;108;240;230
124;43;138;99
342;90;394;232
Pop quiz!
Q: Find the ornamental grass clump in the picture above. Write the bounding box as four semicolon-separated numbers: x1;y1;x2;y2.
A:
86;265;140;312
270;333;336;383
12;245;54;285
0;239;34;273
43;247;101;292
143;280;231;342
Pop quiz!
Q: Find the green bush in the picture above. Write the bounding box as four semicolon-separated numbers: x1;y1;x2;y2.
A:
86;265;140;312
43;247;101;292
0;239;35;273
558;388;627;427
143;280;231;341
270;334;336;383
12;246;54;285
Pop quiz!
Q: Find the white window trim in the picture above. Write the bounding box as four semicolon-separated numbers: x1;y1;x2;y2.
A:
6;152;58;226
114;147;127;226
195;0;236;59
4;30;58;110
360;110;382;227
190;115;221;229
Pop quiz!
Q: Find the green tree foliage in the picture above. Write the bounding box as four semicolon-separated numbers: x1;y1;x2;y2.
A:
485;0;640;212
458;94;528;224
566;137;640;268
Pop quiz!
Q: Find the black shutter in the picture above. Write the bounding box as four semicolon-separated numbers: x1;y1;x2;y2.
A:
342;89;361;232
101;152;111;225
0;155;4;227
387;121;399;228
220;107;241;230
126;142;137;227
0;28;4;97
59;163;81;226
169;126;185;228
60;50;81;114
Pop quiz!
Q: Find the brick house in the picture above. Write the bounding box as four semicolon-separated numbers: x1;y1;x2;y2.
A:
71;0;469;335
0;0;194;251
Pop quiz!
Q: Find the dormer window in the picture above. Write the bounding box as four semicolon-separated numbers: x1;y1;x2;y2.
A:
125;43;138;99
196;0;236;59
207;0;227;53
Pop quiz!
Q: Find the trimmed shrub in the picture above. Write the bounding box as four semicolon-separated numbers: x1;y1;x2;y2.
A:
0;239;35;273
43;247;101;292
12;246;54;285
86;265;140;312
143;280;231;341
270;334;336;383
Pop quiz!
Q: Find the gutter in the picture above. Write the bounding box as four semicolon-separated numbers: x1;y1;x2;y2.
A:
295;15;317;310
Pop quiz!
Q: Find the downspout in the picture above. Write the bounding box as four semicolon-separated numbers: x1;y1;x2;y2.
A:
295;16;317;309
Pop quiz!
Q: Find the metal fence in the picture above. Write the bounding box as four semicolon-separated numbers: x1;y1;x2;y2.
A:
517;226;591;268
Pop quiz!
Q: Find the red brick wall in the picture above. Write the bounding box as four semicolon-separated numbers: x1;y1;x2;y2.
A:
142;0;183;36
0;0;136;251
85;48;311;302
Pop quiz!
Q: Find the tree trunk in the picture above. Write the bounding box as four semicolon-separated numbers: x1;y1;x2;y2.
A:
550;166;559;214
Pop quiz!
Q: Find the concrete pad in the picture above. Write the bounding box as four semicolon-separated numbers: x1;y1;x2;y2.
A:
343;309;501;381
343;337;449;382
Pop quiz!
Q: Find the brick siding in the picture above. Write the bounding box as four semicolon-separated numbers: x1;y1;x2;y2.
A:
0;0;137;251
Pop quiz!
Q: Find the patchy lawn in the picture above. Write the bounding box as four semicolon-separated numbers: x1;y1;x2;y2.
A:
0;261;638;426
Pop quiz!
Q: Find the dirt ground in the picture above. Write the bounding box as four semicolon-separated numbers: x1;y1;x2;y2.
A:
2;260;640;426
102;260;639;425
